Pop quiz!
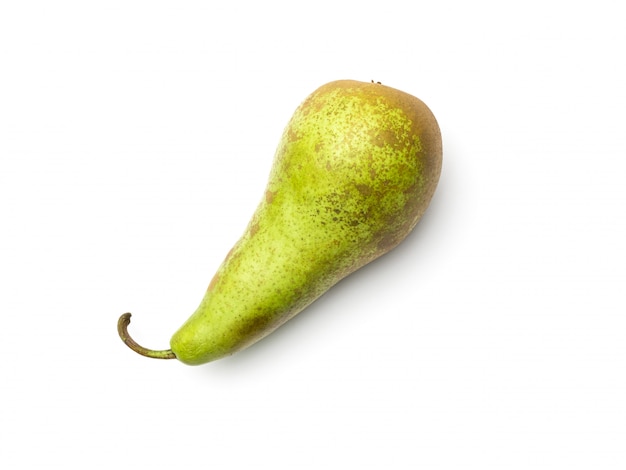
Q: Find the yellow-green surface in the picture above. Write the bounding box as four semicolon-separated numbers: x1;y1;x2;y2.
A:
170;80;442;364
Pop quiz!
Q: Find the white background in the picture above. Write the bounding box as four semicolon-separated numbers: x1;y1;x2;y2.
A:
1;1;624;468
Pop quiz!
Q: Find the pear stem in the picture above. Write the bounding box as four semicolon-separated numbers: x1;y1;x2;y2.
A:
117;312;176;360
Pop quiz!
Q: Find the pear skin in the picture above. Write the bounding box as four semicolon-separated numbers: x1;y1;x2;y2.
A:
118;79;442;365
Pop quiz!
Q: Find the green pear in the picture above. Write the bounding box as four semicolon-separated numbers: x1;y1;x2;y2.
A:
118;79;442;365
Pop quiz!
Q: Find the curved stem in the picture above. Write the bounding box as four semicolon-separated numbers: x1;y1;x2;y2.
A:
117;312;176;360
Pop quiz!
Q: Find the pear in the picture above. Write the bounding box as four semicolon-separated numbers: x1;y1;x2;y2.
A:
118;79;442;365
